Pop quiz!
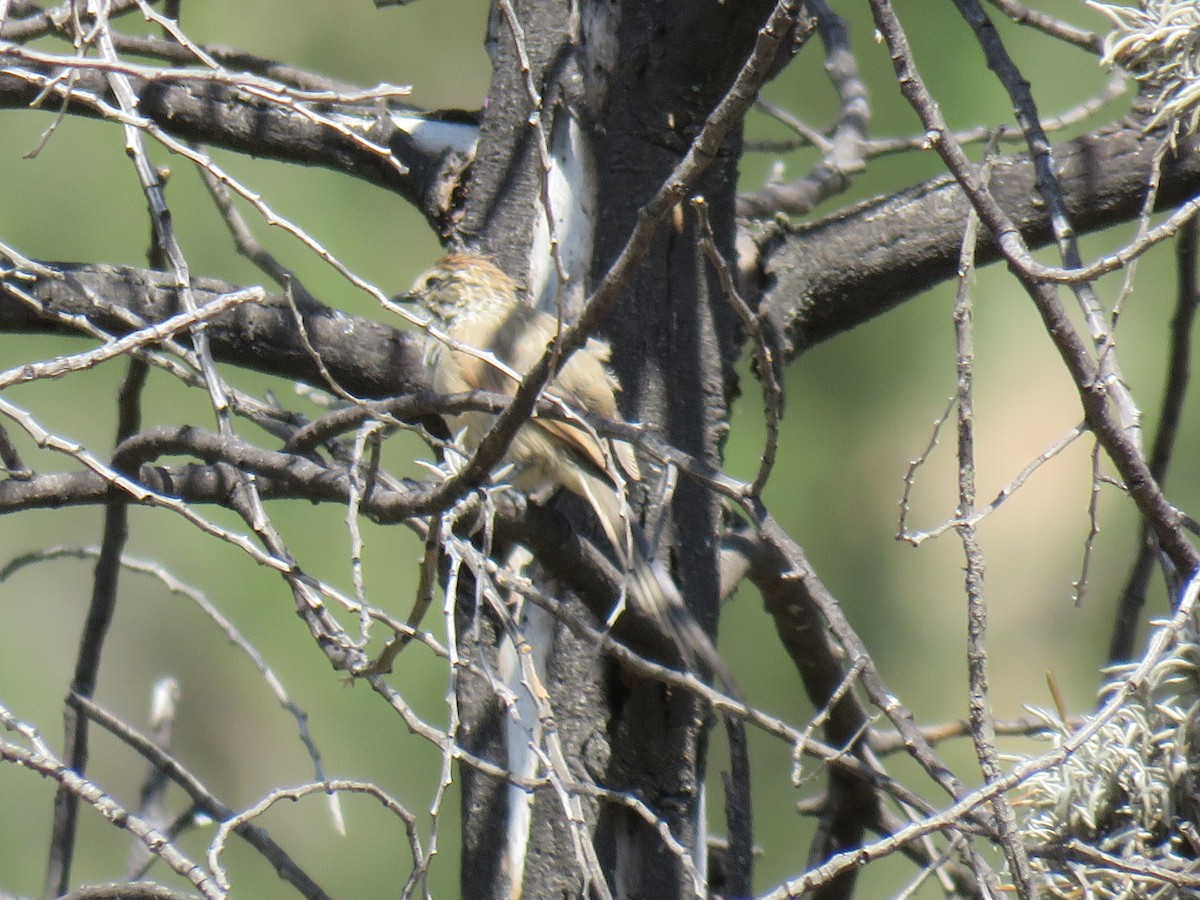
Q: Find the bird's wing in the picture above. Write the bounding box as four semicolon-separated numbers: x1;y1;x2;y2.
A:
462;304;640;486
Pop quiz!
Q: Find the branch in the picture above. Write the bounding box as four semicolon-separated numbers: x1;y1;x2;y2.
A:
1109;217;1200;661
70;692;333;900
866;0;1198;578
0;53;473;226
761;125;1200;355
0;262;427;398
0;707;220;899
45;357;146;896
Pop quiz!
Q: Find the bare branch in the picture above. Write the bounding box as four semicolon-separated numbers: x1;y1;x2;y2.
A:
0;261;428;398
760;125;1200;355
737;0;869;218
0;46;467;222
867;0;1198;577
70;692;333;900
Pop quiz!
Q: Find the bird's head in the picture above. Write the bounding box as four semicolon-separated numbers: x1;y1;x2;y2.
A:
403;253;518;326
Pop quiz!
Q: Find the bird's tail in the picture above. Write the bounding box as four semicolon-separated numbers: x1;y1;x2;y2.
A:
576;470;742;701
632;546;743;702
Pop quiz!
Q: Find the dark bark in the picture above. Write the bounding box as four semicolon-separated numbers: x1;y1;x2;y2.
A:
0;263;426;399
452;2;779;897
0;64;457;225
584;7;758;896
761;124;1200;358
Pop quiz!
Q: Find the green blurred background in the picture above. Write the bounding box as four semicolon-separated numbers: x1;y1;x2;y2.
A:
3;1;1196;896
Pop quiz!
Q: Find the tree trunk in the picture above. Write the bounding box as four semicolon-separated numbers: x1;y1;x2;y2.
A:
456;2;776;896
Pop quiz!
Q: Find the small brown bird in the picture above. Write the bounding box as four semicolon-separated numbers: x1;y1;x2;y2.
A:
403;252;739;697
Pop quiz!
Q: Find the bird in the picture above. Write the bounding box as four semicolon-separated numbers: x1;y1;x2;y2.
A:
401;252;740;698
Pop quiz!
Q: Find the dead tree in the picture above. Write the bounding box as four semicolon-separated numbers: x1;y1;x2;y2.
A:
3;1;1200;898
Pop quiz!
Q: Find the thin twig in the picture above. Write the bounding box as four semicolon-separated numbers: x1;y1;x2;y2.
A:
954;0;1141;445
124;677;180;879
951;144;1033;899
899;422;1087;546
738;0;868;218
745;74;1125;158
1073;440;1103;607
45;349;147;896
1108;217;1200;662
694;197;784;497
984;0;1103;52
0;0;142;40
0;701;222;900
0;286;265;390
206;779;422;895
868;0;1199;577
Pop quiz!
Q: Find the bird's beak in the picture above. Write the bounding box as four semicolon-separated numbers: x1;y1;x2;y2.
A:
392;290;417;306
